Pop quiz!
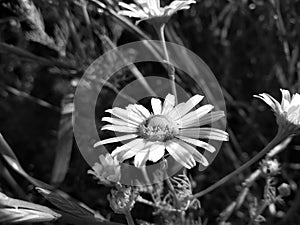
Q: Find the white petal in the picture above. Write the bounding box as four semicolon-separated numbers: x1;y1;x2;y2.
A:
162;94;175;115
280;89;291;110
180;128;229;141
119;141;154;162
102;117;138;128
167;102;186;120
165;140;196;169
119;2;141;13
290;93;300;108
174;139;209;167
180;111;225;128
134;150;150;167
176;136;216;153
119;10;145;18
94;134;138;147
127;104;150;119
111;138;145;158
168;95;204;120
179;104;214;124
151;98;162;115
101;124;137;133
254;94;282;113
106;107;144;124
148;142;165;162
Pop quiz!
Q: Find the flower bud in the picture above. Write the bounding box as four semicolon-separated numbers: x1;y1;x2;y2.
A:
278;183;291;197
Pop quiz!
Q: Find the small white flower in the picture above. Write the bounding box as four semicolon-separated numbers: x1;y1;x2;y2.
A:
255;89;300;135
88;153;121;185
94;94;228;169
118;0;196;25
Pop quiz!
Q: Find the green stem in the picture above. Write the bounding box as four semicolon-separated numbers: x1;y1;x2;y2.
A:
192;131;289;199
156;24;178;103
124;210;135;225
140;166;153;192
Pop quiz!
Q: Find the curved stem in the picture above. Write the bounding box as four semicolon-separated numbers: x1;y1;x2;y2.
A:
156;24;178;103
192;131;289;199
124;210;135;225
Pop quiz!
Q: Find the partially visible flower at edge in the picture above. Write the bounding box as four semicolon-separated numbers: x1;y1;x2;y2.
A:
254;89;300;136
88;153;121;185
118;0;196;25
94;93;228;169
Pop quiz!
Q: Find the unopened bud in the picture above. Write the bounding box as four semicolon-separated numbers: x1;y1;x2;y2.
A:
278;183;291;197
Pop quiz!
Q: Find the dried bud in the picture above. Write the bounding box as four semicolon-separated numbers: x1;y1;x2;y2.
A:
108;186;139;214
278;183;291;197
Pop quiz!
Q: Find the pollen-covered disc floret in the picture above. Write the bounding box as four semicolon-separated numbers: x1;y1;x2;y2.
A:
94;94;228;169
255;89;300;135
138;115;179;141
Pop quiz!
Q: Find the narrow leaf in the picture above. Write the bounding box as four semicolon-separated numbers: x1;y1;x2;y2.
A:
0;192;61;224
51;94;74;185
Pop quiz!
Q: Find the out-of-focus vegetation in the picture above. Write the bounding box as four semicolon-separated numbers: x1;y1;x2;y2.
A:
0;0;300;224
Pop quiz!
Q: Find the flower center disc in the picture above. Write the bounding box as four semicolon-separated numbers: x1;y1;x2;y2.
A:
138;115;178;142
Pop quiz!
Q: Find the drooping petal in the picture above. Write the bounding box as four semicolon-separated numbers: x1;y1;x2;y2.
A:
151;98;162;115
173;139;209;167
254;94;282;113
165;140;196;169
94;134;138;147
176;135;216;153
180;127;229;141
118;141;155;162
111;138;145;158
134;150;150;167
148;142;166;162
101;124;138;133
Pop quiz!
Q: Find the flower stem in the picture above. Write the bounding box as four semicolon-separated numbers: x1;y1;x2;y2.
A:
124;210;135;225
157;24;178;103
192;131;290;199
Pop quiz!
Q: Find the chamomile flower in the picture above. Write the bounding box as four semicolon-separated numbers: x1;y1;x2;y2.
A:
255;89;300;135
119;0;196;25
88;153;121;185
94;94;228;169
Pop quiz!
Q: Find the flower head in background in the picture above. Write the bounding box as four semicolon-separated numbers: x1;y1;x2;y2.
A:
255;89;300;135
119;0;196;25
94;94;228;169
88;153;121;185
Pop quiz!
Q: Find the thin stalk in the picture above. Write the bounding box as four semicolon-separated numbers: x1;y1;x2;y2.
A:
140;166;153;192
192;131;289;199
156;24;178;103
124;210;135;225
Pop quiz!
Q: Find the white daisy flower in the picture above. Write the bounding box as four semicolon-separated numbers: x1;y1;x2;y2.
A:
118;0;196;25
255;89;300;135
88;153;121;185
94;94;228;169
